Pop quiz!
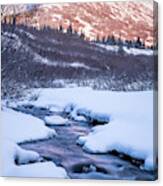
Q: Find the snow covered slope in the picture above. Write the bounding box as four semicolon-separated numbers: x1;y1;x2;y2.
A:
9;1;157;47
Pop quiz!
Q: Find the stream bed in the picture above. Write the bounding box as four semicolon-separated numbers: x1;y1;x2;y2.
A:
15;104;156;180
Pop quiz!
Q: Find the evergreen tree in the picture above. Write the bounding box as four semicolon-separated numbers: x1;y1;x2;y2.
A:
102;36;106;44
12;15;16;26
117;37;124;54
110;35;116;45
59;24;63;32
106;35;111;44
3;16;7;24
96;35;100;43
67;24;73;34
135;37;142;48
80;31;85;40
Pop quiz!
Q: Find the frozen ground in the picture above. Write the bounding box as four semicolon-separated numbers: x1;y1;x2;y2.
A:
18;87;156;171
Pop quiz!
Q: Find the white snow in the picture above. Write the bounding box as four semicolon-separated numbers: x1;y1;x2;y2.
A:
123;46;154;56
26;87;152;119
78;118;155;171
69;62;91;70
1;141;40;167
44;115;69;126
34;53;91;69
12;161;68;178
96;43;154;56
1;108;68;178
1;141;68;178
24;87;156;171
1;108;56;143
96;44;119;52
64;104;110;124
49;105;64;112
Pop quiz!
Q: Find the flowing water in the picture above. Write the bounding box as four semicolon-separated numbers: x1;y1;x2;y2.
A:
14;104;156;180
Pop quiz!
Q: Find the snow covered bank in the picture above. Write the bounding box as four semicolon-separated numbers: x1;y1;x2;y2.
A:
26;87;153;122
2;108;56;143
25;87;156;171
1;108;68;178
1;141;68;178
64;104;110;124
77;119;155;171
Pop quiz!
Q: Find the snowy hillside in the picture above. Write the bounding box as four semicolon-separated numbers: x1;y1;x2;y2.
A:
3;1;156;47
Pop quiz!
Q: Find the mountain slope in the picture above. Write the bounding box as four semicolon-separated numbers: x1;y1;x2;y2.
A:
1;24;155;99
6;1;156;47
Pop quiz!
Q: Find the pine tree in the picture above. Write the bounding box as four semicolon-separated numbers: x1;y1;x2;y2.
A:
110;35;116;45
102;36;106;44
59;24;63;32
80;31;85;40
106;35;111;44
96;35;100;43
67;24;73;34
12;15;16;26
135;37;142;48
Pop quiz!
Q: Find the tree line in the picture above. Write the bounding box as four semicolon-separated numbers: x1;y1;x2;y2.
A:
56;24;155;50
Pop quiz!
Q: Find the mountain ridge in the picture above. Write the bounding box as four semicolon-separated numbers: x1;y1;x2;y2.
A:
1;1;157;47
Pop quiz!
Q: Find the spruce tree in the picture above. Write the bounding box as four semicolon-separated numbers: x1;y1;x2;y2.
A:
67;24;73;34
59;24;63;32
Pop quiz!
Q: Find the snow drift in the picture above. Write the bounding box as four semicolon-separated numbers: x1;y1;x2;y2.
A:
26;87;157;171
1;141;68;178
1;108;68;178
1;108;56;143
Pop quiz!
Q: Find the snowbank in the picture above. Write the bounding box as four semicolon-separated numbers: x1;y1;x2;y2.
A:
44;115;69;126
64;104;110;124
27;87;153;122
1;141;68;178
1;108;68;178
2;108;56;143
25;87;156;170
13;161;68;178
77;119;155;171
